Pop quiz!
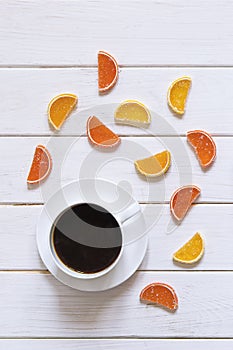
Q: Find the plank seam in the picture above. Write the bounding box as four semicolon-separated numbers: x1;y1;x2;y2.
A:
0;134;233;138
2;65;233;69
1;202;233;206
0;338;231;340
1;336;233;340
1;270;233;273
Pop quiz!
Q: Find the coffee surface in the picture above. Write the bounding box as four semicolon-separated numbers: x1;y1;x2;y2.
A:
52;203;122;274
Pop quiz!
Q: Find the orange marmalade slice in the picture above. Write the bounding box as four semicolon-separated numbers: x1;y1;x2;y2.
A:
27;145;52;184
87;116;120;148
173;233;205;264
48;93;78;130
140;283;178;311
98;51;118;93
170;185;201;221
135;150;171;177
167;76;191;115
114;100;151;126
187;130;216;168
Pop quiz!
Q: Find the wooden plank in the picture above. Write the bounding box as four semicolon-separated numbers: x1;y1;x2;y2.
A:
1;339;233;350
0;68;233;136
0;205;44;270
0;271;233;337
1;204;233;271
0;136;231;203
142;204;233;271
1;1;233;66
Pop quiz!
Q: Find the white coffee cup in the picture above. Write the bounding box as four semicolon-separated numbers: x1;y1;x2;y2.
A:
38;179;142;281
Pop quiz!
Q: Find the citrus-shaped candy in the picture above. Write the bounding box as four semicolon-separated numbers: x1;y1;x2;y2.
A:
115;100;151;126
173;232;204;264
187;130;216;168
48;93;78;130
140;283;178;311
167;76;191;115
135;150;171;177
87;116;120;148
27;145;52;184
98;50;118;93
170;185;201;221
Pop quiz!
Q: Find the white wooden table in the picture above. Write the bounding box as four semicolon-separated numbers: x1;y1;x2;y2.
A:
1;1;233;349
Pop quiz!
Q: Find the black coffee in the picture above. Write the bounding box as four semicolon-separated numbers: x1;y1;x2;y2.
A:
51;203;122;274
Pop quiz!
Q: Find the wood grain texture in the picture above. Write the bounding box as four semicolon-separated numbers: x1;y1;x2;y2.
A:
0;205;44;270
0;136;231;203
1;0;233;343
1;204;233;271
0;68;233;136
1;339;233;350
1;0;233;66
0;271;233;337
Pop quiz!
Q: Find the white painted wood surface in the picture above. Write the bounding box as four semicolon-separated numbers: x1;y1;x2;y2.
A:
0;136;231;203
1;0;233;66
1;340;233;350
1;204;233;271
1;272;233;337
1;0;233;347
0;68;233;136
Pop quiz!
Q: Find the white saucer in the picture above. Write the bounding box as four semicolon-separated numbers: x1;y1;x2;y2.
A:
37;179;148;291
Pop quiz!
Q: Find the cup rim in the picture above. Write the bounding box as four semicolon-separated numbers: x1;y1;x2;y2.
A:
49;201;124;280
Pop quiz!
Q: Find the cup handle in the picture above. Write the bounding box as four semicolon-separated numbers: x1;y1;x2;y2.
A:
116;202;141;225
